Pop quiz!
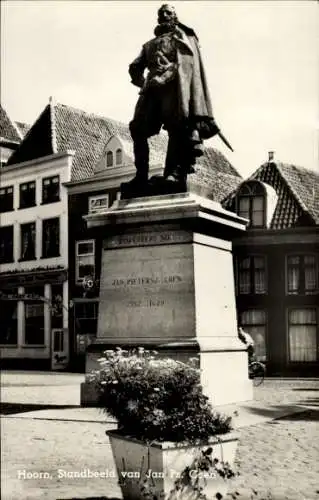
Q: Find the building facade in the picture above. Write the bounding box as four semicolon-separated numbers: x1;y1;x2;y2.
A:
223;156;319;375
0;151;74;368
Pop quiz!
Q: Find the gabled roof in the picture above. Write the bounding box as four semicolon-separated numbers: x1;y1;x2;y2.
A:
0;104;22;143
6;100;241;201
7;102;168;179
6;103;55;165
276;163;319;225
222;161;319;228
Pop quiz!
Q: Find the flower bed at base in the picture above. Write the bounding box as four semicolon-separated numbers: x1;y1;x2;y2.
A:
88;347;236;499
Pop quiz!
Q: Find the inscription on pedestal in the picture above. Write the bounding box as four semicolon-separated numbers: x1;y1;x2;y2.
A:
98;231;195;341
105;229;192;249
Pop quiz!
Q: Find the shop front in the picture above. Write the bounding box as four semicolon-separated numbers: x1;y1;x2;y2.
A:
0;268;69;370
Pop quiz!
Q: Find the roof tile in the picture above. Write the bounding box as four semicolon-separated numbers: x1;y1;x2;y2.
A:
0;105;22;143
276;162;319;225
223;161;319;228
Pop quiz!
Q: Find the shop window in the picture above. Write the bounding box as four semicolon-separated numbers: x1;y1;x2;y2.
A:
288;309;317;362
116;148;123;165
42;217;60;258
237;182;265;228
25;301;45;345
76;240;95;283
0;301;17;344
237;255;267;295
241;310;267;361
106;151;113;167
0;225;14;263
0;185;14;212
20;222;36;261
42;175;60;204
286;254;318;295
19;181;36;209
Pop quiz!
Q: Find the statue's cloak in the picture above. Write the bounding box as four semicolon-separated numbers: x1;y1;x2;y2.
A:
130;25;219;140
174;27;218;138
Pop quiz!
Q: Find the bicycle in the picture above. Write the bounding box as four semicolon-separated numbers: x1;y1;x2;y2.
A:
248;360;266;386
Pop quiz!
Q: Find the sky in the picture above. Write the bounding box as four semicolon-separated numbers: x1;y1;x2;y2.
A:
1;0;318;178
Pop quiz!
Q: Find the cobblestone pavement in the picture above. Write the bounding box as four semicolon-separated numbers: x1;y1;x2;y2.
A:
1;374;319;500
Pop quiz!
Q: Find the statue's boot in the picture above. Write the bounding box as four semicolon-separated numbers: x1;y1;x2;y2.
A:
163;130;190;191
123;127;151;197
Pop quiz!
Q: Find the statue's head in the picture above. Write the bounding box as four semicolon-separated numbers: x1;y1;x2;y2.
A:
157;4;178;25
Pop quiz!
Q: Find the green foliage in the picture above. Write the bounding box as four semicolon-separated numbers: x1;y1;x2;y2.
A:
89;347;232;443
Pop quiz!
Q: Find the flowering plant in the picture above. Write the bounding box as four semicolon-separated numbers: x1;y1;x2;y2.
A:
89;347;232;443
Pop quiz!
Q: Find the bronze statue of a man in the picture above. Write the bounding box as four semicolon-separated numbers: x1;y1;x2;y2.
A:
125;4;220;196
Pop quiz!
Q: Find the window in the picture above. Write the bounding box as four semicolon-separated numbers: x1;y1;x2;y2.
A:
287;254;318;295
88;195;109;213
25;301;44;345
74;301;99;335
19;181;36;208
76;240;95;283
42;175;60;204
0;301;17;344
20;222;36;260
237;255;267;294
0;186;14;212
42;217;60;258
106;151;113;167
116;148;123;165
237;182;265;228
0;225;14;263
288;309;317;362
241;310;267;361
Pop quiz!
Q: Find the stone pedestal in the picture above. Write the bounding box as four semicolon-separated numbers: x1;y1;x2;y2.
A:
81;193;253;406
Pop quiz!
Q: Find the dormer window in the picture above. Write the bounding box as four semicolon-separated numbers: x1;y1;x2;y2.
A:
106;151;113;167
237;182;266;228
116;148;123;166
94;136;126;174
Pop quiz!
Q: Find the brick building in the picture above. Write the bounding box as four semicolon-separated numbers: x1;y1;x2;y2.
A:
223;154;319;375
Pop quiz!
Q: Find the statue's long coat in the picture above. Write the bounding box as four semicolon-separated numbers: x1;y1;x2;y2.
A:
129;26;218;140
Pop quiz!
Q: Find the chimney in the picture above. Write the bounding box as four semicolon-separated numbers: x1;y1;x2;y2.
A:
268;151;275;162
